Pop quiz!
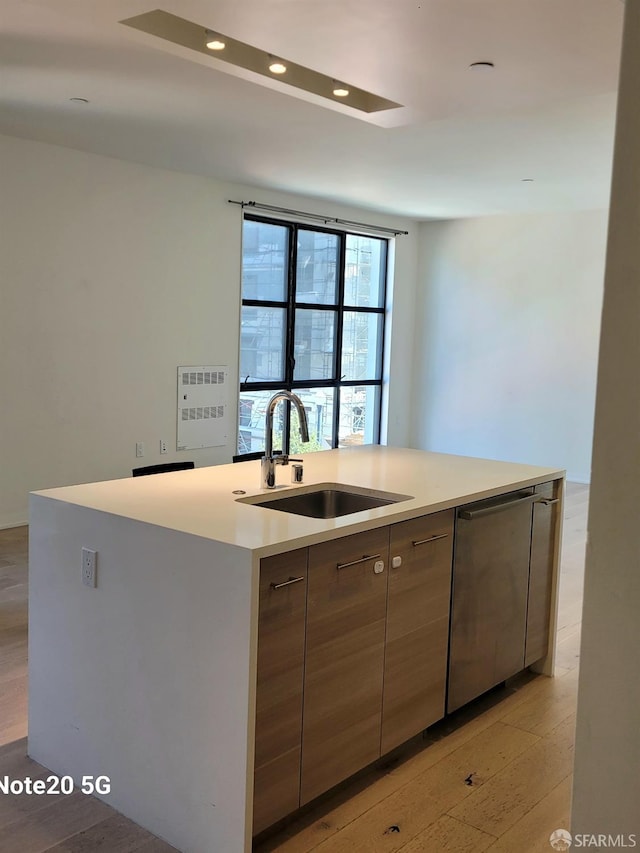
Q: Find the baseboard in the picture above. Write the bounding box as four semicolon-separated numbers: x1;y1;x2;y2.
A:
0;520;28;531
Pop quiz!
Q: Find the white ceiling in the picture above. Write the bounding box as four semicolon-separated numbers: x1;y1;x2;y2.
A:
1;0;625;219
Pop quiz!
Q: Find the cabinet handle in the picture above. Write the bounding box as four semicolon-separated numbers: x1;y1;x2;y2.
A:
540;498;560;506
336;554;381;571
412;533;449;547
458;492;540;520
270;576;305;590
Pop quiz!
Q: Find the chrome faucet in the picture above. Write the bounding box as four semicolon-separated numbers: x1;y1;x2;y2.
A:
261;391;310;489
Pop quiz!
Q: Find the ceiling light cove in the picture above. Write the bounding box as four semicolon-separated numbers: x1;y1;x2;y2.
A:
120;10;401;115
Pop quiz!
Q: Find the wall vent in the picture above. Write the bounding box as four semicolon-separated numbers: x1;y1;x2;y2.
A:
181;406;225;421
177;365;228;450
181;370;225;386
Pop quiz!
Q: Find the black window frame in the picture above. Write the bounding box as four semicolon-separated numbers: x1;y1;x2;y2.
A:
238;214;388;458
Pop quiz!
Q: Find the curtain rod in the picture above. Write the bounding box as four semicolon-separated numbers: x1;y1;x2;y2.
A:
228;200;408;237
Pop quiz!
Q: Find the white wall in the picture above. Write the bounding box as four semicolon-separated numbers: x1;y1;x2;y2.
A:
0;133;417;527
572;0;640;838
411;211;607;481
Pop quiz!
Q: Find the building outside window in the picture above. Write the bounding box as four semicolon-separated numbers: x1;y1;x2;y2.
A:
237;215;388;457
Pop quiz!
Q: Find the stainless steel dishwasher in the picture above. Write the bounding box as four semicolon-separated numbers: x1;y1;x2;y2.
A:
447;489;538;713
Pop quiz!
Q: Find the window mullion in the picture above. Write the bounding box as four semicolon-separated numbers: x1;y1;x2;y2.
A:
285;224;297;386
331;233;347;448
281;224;298;453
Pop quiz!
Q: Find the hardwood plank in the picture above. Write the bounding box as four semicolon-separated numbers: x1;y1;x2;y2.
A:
0;527;28;550
0;721;28;748
447;714;575;837
0;675;28;741
399;814;496;853
43;813;172;852
0;791;114;853
306;722;539;853
0;635;27;685
484;775;572;852
498;667;578;737
0;738;44;782
0;745;66;830
0;598;28;630
554;631;581;671
133;839;180;853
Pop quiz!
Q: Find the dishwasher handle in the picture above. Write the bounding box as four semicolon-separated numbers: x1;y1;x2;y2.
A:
458;492;540;521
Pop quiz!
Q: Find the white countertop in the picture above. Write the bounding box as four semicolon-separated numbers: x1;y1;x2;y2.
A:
32;447;564;556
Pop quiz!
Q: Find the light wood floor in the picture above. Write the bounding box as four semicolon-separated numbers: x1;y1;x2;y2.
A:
0;483;588;852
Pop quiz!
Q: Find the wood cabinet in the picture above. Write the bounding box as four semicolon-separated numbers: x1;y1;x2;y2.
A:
525;481;561;666
253;549;307;835
382;510;454;753
253;483;561;833
300;527;390;805
255;515;455;823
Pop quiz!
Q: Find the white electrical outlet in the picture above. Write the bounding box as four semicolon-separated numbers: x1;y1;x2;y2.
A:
159;439;167;455
81;548;97;588
136;442;144;458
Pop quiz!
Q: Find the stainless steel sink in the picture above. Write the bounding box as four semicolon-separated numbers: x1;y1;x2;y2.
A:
236;483;413;519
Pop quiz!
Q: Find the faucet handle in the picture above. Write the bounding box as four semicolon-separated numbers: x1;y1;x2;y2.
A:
276;455;303;467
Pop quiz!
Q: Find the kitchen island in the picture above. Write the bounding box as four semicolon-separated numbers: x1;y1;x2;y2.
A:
28;446;564;852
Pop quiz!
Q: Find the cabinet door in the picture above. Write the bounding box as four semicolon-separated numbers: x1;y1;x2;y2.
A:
301;527;389;805
448;490;536;713
382;510;454;753
525;480;561;667
253;549;307;835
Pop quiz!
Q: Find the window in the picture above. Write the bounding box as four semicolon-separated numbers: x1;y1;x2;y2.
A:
237;216;388;456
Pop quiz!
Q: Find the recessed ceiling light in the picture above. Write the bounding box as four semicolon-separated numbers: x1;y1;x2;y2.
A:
268;57;287;74
469;61;495;70
69;97;89;104
333;83;349;98
205;30;225;50
121;11;403;114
